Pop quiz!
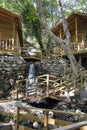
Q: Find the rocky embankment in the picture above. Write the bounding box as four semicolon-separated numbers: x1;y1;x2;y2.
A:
0;55;29;98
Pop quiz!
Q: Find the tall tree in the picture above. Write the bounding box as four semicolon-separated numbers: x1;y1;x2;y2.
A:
33;0;79;75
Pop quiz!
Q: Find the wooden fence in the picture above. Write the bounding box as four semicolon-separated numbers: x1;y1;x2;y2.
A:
16;69;85;102
16;103;87;130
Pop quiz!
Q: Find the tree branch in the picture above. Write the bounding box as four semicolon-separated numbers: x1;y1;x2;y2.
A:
33;0;80;75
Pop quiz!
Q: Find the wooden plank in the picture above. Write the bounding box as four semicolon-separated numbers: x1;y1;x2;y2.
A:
20;113;71;126
20;114;44;123
44;111;48;130
18;105;87;118
52;121;87;130
16;107;20;130
80;126;87;130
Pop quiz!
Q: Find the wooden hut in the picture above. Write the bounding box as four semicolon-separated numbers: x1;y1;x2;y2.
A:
51;12;87;67
0;7;23;55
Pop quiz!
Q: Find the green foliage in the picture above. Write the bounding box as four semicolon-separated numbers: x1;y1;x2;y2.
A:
1;0;87;50
0;112;13;123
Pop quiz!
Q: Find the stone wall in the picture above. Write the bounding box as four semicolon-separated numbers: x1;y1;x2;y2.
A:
0;57;71;97
0;56;29;97
35;59;70;77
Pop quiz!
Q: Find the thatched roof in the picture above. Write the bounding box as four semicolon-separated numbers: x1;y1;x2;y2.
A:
0;7;23;46
51;12;87;37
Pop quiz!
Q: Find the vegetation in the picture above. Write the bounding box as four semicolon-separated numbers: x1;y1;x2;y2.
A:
0;0;87;73
0;112;14;123
0;0;87;50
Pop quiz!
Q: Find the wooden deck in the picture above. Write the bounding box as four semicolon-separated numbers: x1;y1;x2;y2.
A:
0;42;87;60
21;46;87;61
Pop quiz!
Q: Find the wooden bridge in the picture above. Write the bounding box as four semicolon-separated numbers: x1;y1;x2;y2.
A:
16;68;85;102
15;66;87;130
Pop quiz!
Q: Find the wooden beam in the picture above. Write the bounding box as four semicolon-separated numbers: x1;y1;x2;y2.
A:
80;126;87;130
44;111;48;130
16;107;20;130
52;121;87;130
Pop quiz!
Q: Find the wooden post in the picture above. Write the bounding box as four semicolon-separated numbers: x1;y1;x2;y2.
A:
12;21;15;54
16;107;20;130
80;126;87;130
75;17;78;50
44;110;48;130
47;74;49;97
16;81;19;100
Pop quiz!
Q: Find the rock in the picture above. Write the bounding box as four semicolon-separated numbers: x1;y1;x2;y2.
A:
0;55;29;98
0;124;12;130
33;121;39;129
49;111;54;118
71;103;76;108
76;109;81;113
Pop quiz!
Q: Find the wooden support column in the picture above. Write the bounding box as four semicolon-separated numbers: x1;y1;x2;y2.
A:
16;107;20;130
44;110;48;130
12;20;16;54
75;17;78;49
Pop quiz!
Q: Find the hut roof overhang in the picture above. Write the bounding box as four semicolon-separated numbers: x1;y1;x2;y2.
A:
0;7;23;46
51;12;87;36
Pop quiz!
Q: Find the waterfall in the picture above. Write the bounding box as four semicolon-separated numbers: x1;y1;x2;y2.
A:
28;62;35;85
27;62;36;96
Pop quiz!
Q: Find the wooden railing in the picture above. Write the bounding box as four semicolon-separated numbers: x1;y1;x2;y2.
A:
21;47;42;60
0;39;14;50
15;70;87;130
0;39;86;57
16;103;87;130
0;39;20;55
21;42;87;61
16;69;85;102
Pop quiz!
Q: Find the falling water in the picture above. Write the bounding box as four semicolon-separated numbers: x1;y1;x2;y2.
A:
28;62;35;85
27;62;36;96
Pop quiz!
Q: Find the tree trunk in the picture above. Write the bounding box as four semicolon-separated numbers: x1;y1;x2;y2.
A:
33;0;80;75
